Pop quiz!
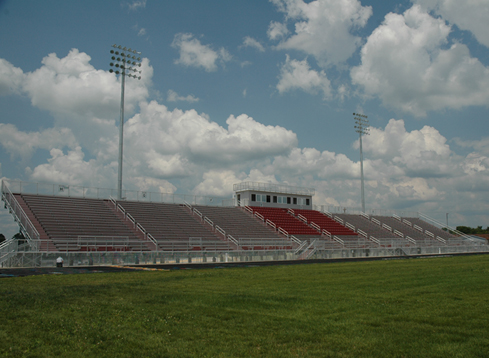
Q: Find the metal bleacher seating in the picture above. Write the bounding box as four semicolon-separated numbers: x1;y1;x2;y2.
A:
250;206;320;236
19;194;146;251
117;201;231;251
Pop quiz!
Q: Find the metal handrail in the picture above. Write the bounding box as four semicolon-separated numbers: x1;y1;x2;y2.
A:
1;180;40;242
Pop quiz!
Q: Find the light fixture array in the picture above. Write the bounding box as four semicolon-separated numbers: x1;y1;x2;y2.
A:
109;44;142;79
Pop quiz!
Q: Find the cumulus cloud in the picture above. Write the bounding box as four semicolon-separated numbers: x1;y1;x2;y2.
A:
124;101;298;169
19;49;151;119
414;0;489;48
351;5;489;116
269;0;372;66
361;119;454;178
30;147;109;186
0;124;77;161
172;33;231;72
267;21;289;41
0;59;25;95
276;55;331;98
241;37;265;52
167;89;199;103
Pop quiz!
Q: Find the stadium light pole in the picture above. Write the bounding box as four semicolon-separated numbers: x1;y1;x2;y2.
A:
109;44;142;200
354;113;369;213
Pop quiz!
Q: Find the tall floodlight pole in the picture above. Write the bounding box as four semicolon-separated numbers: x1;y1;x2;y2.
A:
354;113;369;213
109;44;142;200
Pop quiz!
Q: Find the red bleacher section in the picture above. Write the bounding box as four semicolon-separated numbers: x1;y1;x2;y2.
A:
250;207;319;236
294;209;357;236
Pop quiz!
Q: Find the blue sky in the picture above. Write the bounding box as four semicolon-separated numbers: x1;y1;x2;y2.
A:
1;0;489;238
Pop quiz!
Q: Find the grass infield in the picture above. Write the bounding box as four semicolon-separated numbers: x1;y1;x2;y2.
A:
1;255;488;357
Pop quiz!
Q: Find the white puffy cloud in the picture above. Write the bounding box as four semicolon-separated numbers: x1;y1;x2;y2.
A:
351;5;489;116
271;147;357;179
267;21;289;41
276;55;331;98
0;59;25;95
361;119;455;178
172;33;231;72
241;37;265;52
414;0;489;48
30;147;109;186
270;0;372;66
167;89;200;103
22;49;151;119
0;124;77;161
124;101;298;169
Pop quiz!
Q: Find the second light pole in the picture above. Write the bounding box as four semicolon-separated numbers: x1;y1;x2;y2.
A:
354;112;369;213
109;44;142;200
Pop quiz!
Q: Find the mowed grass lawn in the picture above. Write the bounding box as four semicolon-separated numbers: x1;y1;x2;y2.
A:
1;255;489;358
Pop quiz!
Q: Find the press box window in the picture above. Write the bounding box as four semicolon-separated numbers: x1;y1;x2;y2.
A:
306;198;310;206
251;194;256;202
273;196;277;203
293;197;297;205
287;197;291;204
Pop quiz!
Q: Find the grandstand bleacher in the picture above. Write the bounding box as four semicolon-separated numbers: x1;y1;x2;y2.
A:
1;179;487;268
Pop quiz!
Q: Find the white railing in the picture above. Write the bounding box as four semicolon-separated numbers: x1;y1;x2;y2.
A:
405;236;416;245
382;223;392;232
394;230;404;238
289;235;302;245
310;222;321;232
194;208;203;220
294;240;308;254
184;201;192;211
417;212;477;243
360;212;370;220
278;227;289;237
322;229;331;239
227;234;238;246
414;224;423;232
436;236;447;244
215;225;226;238
254;212;264;221
3;179;230;207
266;219;276;230
371;217;381;226
333;216;344;224
403;219;412;226
297;214;307;223
0;239;19;267
369;236;380;245
346;222;356;231
357;229;368;238
204;217;214;228
233;181;315;196
332;236;344;246
393;214;401;221
1;180;40;243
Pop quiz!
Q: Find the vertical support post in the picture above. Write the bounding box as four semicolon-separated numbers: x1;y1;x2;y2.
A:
354;113;369;213
118;73;125;200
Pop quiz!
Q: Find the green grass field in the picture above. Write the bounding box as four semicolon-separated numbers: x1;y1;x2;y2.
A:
1;255;489;358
